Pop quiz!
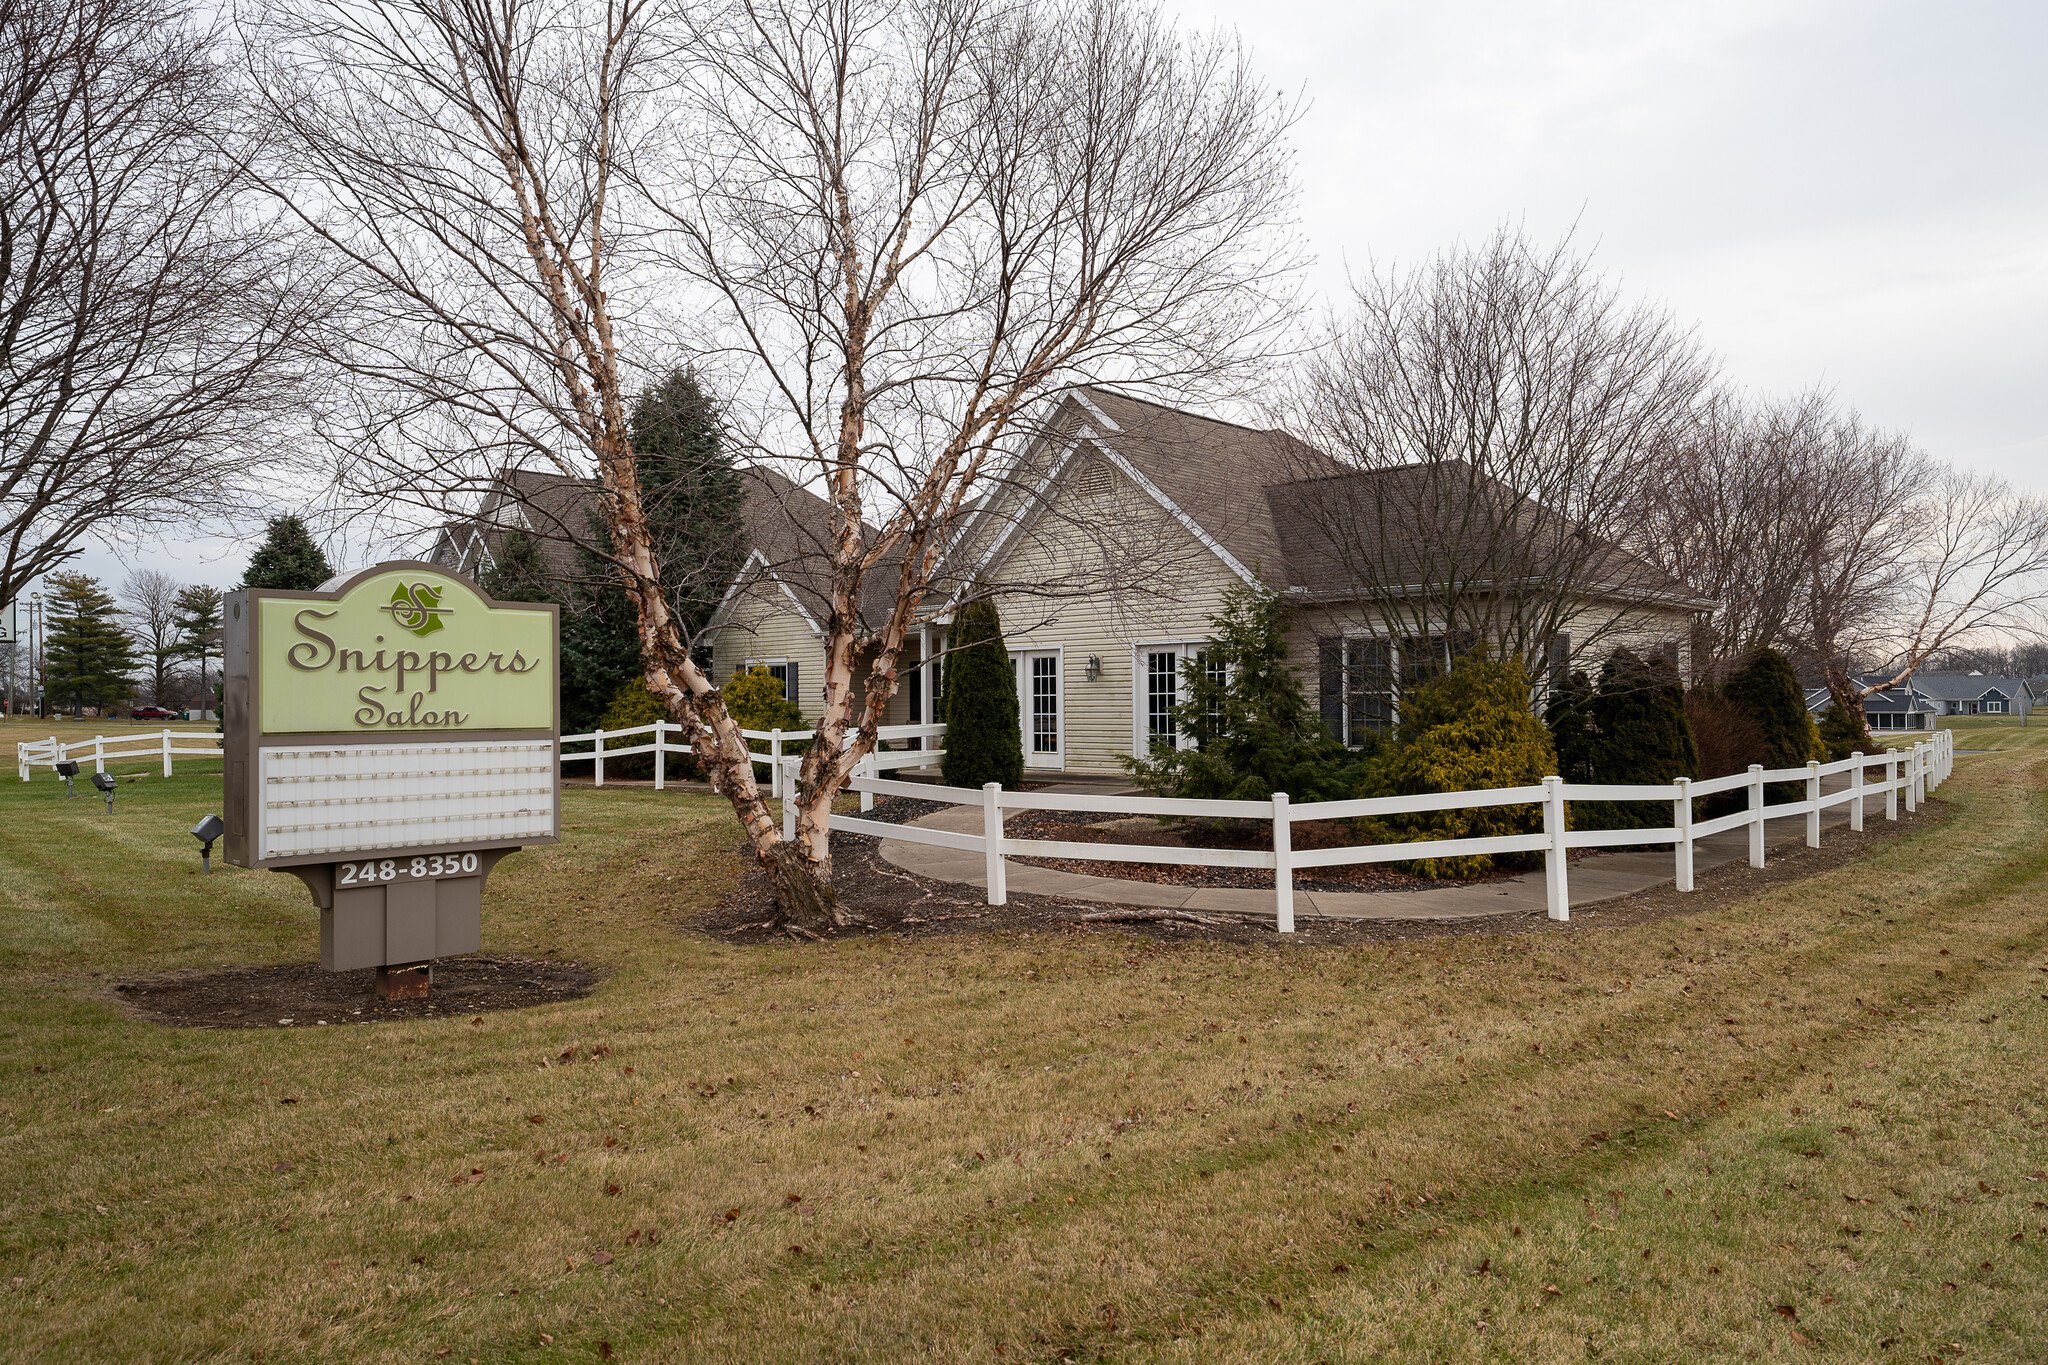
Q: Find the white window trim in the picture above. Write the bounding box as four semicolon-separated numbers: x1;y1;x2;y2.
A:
1010;645;1066;771
1131;637;1211;755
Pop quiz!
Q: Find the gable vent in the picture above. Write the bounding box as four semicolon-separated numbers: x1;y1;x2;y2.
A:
1076;458;1112;498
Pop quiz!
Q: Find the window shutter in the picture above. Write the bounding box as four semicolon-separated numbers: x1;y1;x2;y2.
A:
785;660;799;706
1318;637;1343;741
1547;632;1572;690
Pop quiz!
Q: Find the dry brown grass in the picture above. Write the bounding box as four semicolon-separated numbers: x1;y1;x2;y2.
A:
2;725;2045;1362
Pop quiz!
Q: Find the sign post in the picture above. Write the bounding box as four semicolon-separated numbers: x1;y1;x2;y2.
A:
223;563;559;999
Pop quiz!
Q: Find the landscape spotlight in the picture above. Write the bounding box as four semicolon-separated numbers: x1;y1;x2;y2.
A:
91;770;116;813
54;759;79;797
192;814;224;874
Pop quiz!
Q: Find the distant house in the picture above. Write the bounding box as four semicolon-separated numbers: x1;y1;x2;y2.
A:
1805;672;2030;729
1804;679;1937;732
1906;673;2031;719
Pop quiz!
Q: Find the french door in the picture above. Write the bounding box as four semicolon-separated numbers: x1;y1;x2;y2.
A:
1010;650;1063;769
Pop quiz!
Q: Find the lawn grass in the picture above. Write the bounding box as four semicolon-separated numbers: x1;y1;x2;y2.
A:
2;731;2046;1362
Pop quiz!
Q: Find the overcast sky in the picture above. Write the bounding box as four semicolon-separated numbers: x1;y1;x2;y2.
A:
37;0;2048;608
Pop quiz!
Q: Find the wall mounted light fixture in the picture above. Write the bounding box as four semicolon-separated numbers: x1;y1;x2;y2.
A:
1084;655;1101;681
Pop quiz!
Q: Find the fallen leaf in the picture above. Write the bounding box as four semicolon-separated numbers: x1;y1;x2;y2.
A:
724;1208;740;1221
271;1162;294;1173
538;1335;554;1346
470;1017;484;1026
599;1344;613;1362
527;1115;544;1125
605;1182;621;1197
590;1250;614;1265
1542;1284;1561;1296
1775;1305;1798;1320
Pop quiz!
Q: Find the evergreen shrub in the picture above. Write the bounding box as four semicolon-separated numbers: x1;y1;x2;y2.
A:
1818;702;1872;762
940;597;1024;790
594;680;697;781
1547;649;1699;829
1122;582;1375;804
1359;656;1558;878
724;667;806;756
1723;648;1825;796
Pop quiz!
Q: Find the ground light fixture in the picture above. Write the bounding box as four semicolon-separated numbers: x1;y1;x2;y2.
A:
91;770;116;813
191;814;224;874
54;758;78;797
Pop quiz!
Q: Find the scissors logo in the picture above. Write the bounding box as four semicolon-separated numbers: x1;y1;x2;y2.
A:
380;582;452;636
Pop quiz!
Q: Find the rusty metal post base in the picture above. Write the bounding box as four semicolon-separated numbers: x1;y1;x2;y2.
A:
375;962;432;1000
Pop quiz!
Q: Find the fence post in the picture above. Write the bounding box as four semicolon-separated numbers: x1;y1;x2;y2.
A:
94;735;104;774
162;728;173;778
770;729;784;801
1673;776;1694;892
1747;764;1765;868
1849;752;1864;832
1805;759;1822;848
982;782;1007;907
1885;752;1899;821
1905;744;1919;813
1273;791;1295;934
859;754;875;813
1542;775;1569;921
654;722;666;791
593;728;605;787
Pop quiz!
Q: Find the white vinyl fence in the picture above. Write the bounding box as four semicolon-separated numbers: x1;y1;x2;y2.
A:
828;730;1954;933
17;728;223;781
558;721;945;801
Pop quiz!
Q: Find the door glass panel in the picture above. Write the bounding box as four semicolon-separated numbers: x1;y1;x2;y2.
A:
1031;656;1059;753
1147;651;1178;747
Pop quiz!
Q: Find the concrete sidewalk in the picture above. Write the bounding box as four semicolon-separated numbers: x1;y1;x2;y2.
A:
876;776;1892;922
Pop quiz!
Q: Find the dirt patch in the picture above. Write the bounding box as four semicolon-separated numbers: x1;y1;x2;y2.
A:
111;954;599;1029
700;800;1943;947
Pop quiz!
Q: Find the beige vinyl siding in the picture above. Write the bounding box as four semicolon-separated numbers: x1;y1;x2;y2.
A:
708;576;828;721
982;456;1245;776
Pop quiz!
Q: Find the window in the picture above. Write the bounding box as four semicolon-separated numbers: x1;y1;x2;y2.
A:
1344;639;1394;743
1986;699;2005;714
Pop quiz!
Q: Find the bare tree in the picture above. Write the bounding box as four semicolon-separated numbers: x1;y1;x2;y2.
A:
0;0;309;610
1284;228;1715;683
1814;466;2048;728
247;0;1300;930
119;569;182;703
1631;390;1893;680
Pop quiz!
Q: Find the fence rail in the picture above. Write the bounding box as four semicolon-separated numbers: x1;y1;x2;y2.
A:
17;728;223;781
558;720;944;798
830;730;1954;934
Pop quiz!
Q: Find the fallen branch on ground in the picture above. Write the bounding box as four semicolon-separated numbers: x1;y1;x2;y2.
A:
1071;908;1249;929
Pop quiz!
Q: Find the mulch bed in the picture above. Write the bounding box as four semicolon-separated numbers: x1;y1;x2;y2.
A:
111;955;599;1029
701;798;1943;947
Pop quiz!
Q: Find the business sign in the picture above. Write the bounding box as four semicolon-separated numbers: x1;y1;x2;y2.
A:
0;600;14;644
222;563;560;985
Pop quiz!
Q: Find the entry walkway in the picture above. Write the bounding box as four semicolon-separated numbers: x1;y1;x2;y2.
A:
877;775;1887;922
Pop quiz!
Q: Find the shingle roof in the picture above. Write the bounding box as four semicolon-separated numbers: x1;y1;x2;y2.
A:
1908;674;2024;701
1019;386;1703;607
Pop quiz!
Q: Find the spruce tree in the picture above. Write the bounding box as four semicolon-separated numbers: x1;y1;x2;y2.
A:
1543;668;1599;783
240;515;334;591
629;368;748;635
1563;648;1702;828
479;526;645;736
1122;581;1371;801
939;597;1023;790
42;573;140;716
1818;702;1871;761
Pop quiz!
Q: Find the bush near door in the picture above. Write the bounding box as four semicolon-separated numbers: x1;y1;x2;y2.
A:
940;597;1024;791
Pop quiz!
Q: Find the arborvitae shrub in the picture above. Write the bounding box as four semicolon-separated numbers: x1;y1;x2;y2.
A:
1559;649;1702;829
1359;656;1558;878
1724;648;1824;796
940;597;1024;790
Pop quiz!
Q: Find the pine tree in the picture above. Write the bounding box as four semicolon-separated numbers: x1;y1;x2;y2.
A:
479;526;645;736
1543;669;1599;783
240;515;334;591
42;573;140;716
1123;581;1371;801
939;597;1023;790
1558;648;1702;829
629;368;747;635
170;585;223;710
